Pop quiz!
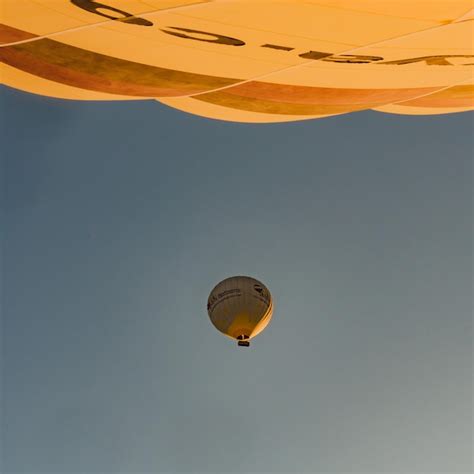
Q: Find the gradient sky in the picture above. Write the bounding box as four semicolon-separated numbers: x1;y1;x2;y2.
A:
1;86;472;473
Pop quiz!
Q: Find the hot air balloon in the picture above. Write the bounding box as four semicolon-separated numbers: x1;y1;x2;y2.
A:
1;1;473;122
207;276;273;347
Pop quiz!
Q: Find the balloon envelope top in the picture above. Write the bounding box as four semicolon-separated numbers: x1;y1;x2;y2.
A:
1;1;473;122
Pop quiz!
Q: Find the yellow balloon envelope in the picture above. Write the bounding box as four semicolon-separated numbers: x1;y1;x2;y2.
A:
207;276;273;346
1;0;473;122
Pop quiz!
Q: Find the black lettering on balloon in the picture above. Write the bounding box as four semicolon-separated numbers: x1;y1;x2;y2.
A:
380;55;474;66
299;50;332;60
161;26;245;46
261;44;294;51
70;0;153;26
322;54;383;64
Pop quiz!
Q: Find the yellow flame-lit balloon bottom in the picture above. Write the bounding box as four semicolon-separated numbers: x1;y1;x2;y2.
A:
1;1;473;123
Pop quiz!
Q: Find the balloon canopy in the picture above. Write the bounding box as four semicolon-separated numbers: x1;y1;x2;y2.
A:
207;276;273;346
1;1;473;122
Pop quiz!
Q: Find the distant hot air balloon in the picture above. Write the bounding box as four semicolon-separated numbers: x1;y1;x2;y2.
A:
1;1;473;122
207;276;273;347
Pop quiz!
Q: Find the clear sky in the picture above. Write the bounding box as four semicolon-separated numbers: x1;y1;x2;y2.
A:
1;86;472;473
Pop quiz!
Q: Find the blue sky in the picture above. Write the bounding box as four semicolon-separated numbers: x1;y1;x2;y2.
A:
1;86;472;473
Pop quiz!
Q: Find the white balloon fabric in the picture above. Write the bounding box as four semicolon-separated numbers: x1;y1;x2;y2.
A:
207;276;273;346
1;1;473;123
